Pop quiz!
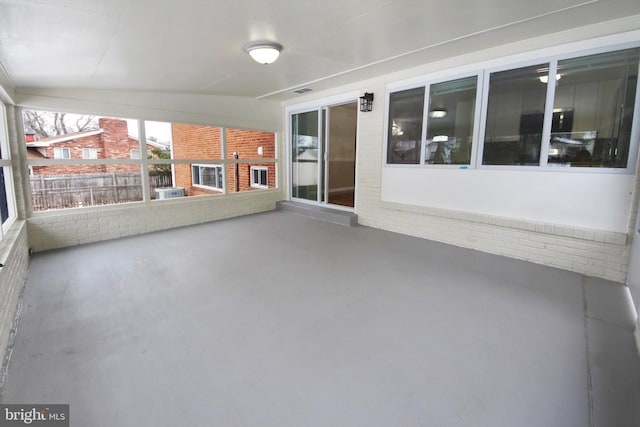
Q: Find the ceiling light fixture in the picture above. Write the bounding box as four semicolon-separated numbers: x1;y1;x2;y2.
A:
244;41;283;65
539;74;561;84
428;109;447;118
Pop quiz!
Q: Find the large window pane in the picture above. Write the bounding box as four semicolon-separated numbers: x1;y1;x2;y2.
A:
23;110;145;211
549;48;640;168
24;111;142;170
0;104;14;228
29;165;143;211
147;121;222;198
146;122;275;197
387;87;425;164
425;76;477;165
226;128;276;193
482;64;549;166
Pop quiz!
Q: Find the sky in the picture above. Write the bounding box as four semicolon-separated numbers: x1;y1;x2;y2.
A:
126;119;172;144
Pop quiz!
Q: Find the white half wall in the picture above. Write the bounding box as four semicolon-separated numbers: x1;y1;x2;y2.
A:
382;168;634;233
27;191;280;253
0;221;29;383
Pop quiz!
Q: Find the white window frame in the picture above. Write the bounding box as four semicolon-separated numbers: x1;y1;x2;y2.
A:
384;41;640;174
82;148;98;159
250;166;268;189
192;164;223;191
0;102;17;236
53;147;71;159
420;71;484;168
384;83;425;168
130;149;141;159
476;58;553;171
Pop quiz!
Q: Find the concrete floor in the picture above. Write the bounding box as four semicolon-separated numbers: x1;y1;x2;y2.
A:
1;210;639;427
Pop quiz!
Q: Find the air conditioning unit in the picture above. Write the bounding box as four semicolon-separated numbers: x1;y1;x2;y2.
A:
155;187;185;199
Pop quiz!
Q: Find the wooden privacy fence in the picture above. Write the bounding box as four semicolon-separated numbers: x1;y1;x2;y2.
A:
30;172;173;211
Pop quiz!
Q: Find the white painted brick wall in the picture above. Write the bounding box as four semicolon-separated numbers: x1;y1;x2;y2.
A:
355;83;630;283
27;191;280;252
0;221;29;382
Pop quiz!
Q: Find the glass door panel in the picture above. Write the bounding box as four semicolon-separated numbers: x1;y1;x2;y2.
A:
291;110;320;201
327;102;357;208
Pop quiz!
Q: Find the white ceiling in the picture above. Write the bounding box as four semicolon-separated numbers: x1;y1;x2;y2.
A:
0;0;639;101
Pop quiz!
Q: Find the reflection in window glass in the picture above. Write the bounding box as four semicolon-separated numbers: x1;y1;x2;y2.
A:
482;64;549;166
425;76;477;165
387;87;425;164
549;48;640;168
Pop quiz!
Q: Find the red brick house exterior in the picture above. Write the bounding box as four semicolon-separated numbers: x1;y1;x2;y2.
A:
172;123;222;197
226;128;276;192
171;124;275;196
26;118;158;175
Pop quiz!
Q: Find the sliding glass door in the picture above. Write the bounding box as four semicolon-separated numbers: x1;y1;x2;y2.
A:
291;101;357;208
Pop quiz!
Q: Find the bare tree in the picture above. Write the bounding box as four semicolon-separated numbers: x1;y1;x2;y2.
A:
22;109;97;138
74;115;95;132
54;113;68;135
23;110;49;139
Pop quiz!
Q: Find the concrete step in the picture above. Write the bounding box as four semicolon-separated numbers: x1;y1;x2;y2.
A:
276;201;358;227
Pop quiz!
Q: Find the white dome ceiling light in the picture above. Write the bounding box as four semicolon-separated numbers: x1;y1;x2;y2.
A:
244;41;283;65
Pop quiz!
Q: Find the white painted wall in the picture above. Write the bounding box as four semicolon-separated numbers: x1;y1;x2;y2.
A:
0;73;15;105
382;168;635;233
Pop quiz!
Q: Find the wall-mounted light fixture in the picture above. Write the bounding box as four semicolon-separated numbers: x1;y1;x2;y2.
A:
244;41;283;65
359;92;374;112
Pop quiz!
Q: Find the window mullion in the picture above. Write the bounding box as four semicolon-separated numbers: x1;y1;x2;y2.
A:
420;84;430;166
138;120;150;202
540;60;558;168
220;128;227;194
469;71;485;168
475;71;491;168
